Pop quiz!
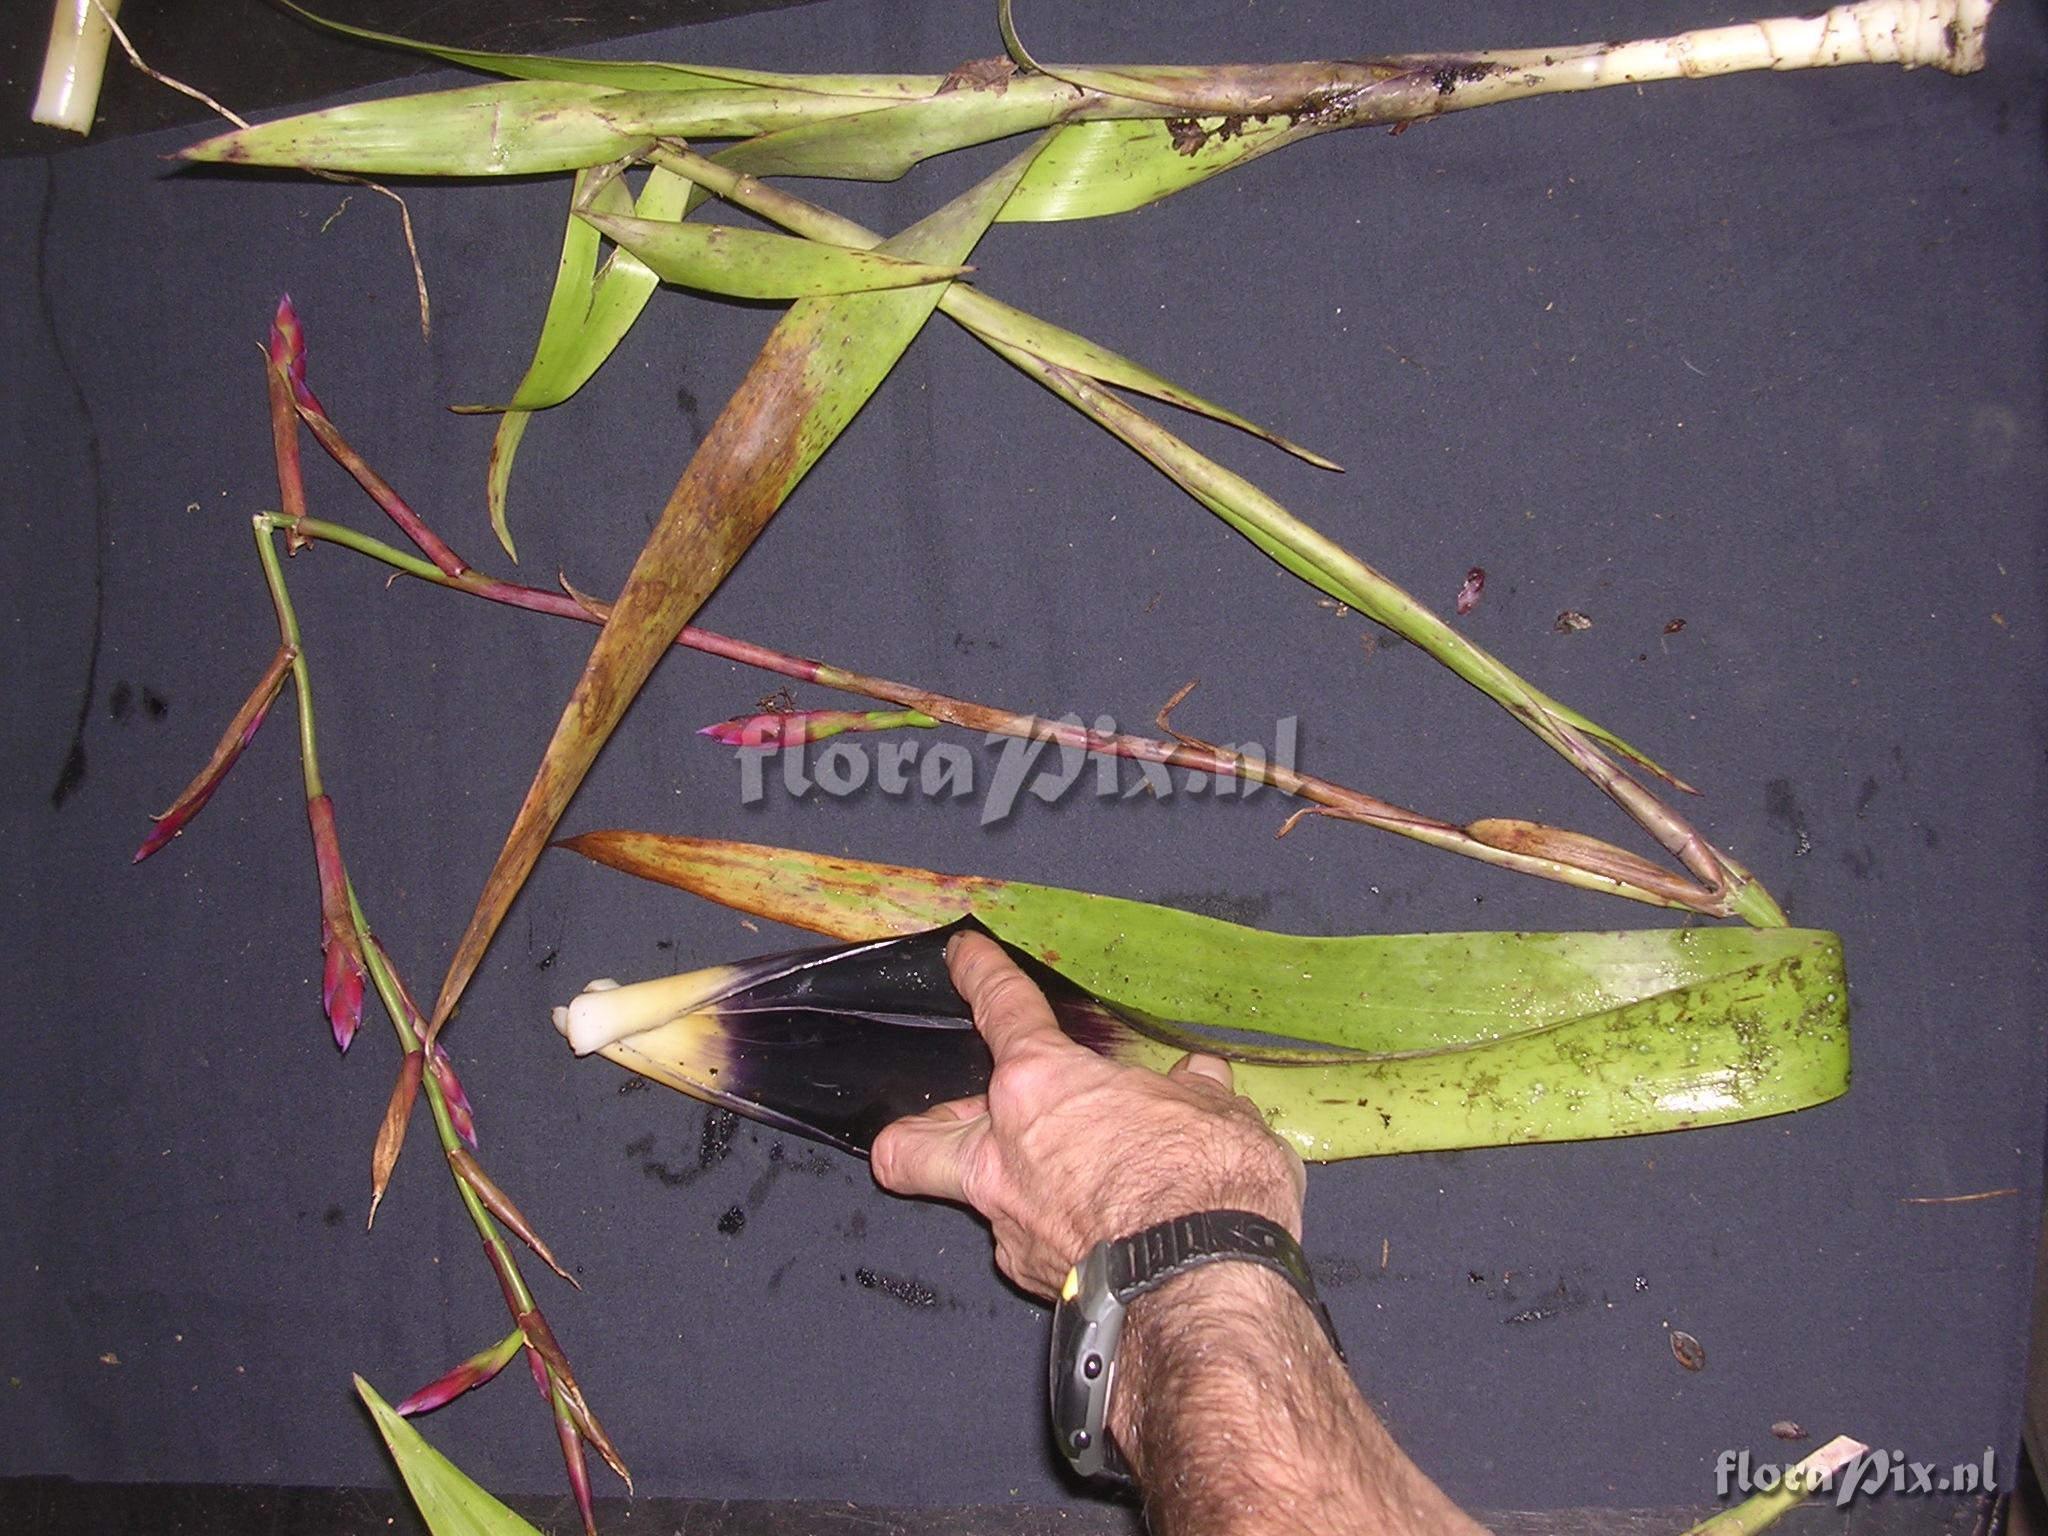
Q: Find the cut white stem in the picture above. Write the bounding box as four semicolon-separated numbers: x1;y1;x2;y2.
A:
1412;0;1992;116
33;0;119;135
553;972;723;1056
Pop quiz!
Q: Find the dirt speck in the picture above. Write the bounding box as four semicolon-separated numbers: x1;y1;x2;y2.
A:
938;56;1017;94
1455;567;1486;616
1669;1328;1706;1371
854;1266;940;1309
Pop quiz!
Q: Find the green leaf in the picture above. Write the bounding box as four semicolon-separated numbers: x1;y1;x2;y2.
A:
426;136;1054;1034
273;1;943;96
944;287;1339;469
558;832;1851;1160
581;210;970;298
970;340;1692;792
1000;116;1306;224
473;164;701;558
356;1375;547;1536
178;80;912;178
180;79;650;177
717;89;1066;181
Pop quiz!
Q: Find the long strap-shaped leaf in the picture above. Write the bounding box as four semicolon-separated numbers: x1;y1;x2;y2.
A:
425;138;1051;1039
560;831;1850;1159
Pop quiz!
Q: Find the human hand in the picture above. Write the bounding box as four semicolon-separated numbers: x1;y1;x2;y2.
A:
870;931;1307;1298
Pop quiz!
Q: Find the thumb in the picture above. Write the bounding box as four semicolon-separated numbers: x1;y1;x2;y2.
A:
1167;1051;1235;1094
871;1101;987;1204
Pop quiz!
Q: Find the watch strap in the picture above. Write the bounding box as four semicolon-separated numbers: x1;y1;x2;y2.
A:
1104;1209;1346;1363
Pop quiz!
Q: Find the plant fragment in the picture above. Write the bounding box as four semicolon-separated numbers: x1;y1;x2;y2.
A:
368;1050;424;1227
132;643;293;862
396;1330;526;1418
33;0;118;135
308;794;368;1052
357;1375;549;1536
557;842;1851;1161
1679;1435;1870;1536
129;309;624;1519
271;482;1745;915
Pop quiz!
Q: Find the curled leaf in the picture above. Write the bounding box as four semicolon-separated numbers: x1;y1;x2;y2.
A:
562;833;1851;1160
134;644;293;863
561;911;1850;1162
394;1328;523;1417
306;794;367;1051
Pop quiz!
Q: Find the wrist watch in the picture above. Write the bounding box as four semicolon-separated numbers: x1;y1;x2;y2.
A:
1048;1208;1345;1483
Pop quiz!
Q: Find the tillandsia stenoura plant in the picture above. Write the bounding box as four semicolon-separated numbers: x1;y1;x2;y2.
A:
173;0;2000;1039
123;0;2004;1526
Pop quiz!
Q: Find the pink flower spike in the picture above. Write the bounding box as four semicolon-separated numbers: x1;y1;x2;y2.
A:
429;1049;478;1147
394;1329;523;1417
699;707;935;750
267;294;307;390
552;1382;598;1536
306;794;367;1051
134;645;294;863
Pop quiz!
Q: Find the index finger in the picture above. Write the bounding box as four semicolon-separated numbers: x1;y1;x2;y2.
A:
946;931;1072;1063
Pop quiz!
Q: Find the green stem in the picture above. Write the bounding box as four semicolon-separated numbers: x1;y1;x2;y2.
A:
251;516;322;801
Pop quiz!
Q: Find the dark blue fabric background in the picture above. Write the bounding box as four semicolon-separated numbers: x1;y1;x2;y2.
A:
2;0;2043;1513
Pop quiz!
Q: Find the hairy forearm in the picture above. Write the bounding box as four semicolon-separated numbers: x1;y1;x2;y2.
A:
1110;1265;1487;1536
